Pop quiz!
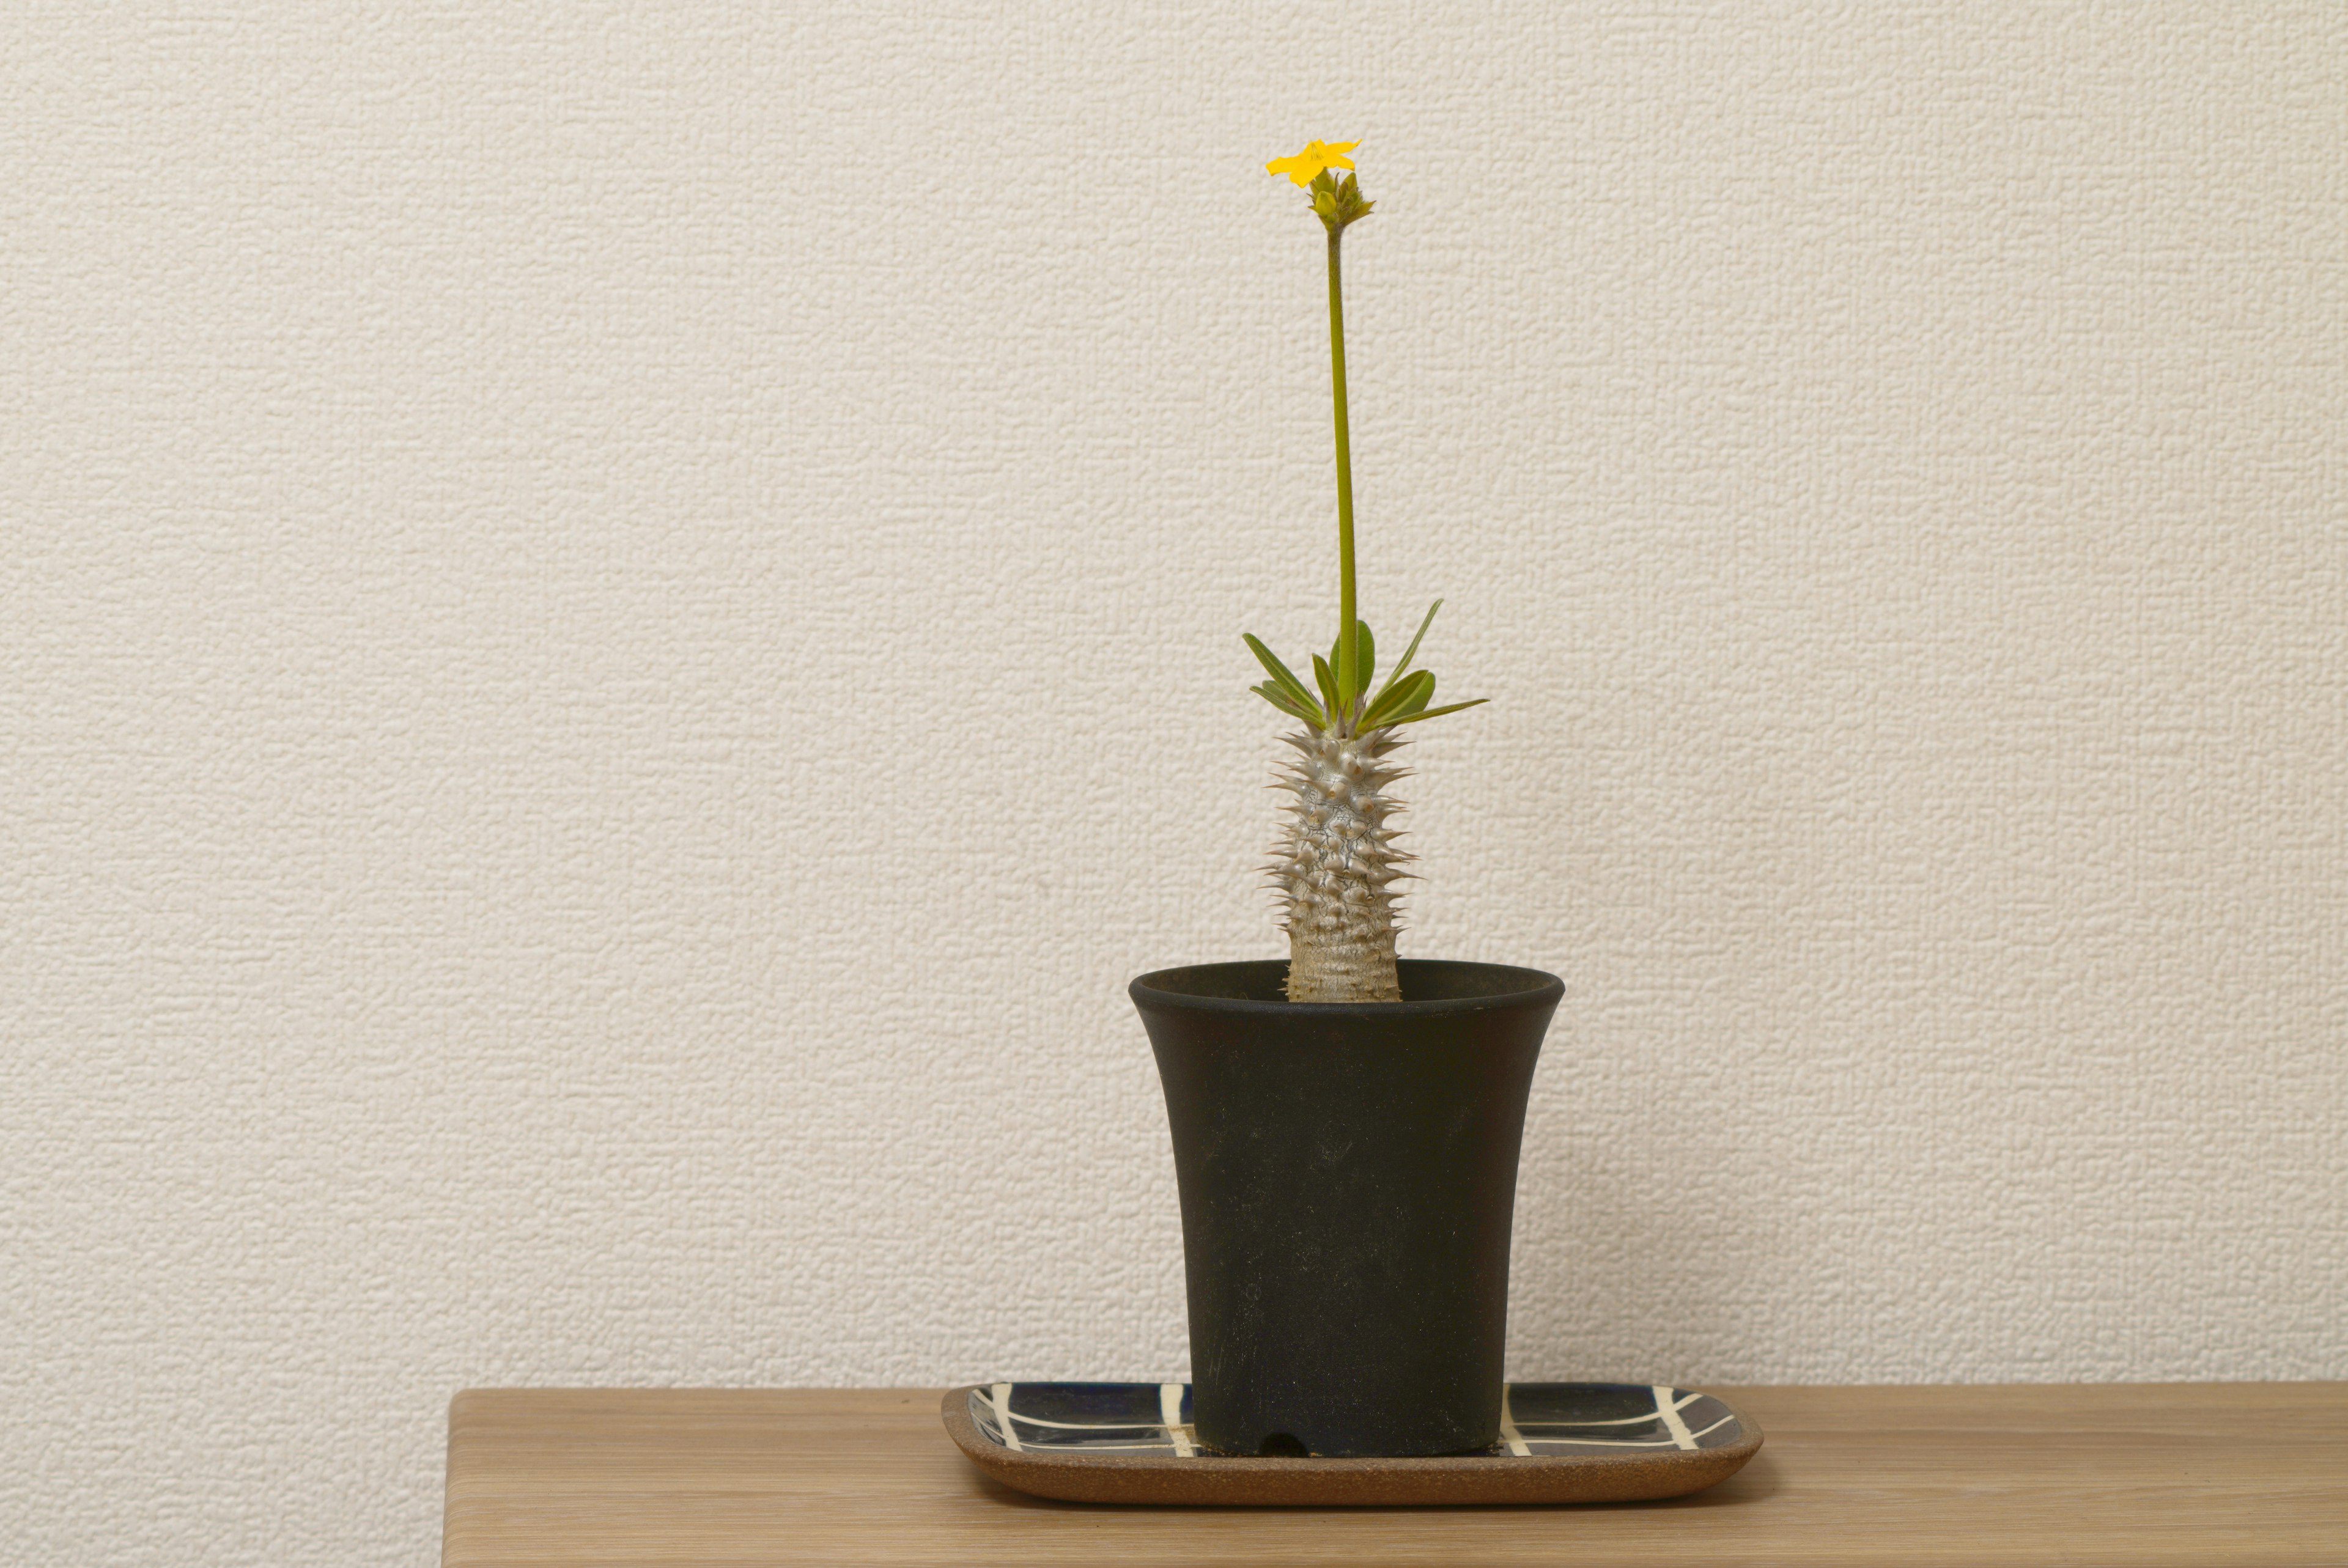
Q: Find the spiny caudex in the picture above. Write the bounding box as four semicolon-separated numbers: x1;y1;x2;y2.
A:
1248;141;1485;1003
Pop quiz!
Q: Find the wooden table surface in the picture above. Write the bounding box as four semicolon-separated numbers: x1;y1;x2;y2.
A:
442;1384;2348;1567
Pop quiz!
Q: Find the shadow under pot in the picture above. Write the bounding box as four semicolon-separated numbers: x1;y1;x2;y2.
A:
1131;959;1562;1459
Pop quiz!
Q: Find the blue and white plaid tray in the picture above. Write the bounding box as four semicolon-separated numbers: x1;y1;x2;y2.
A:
940;1381;1762;1506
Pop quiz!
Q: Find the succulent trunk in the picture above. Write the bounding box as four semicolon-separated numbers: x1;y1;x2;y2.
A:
1274;724;1410;1002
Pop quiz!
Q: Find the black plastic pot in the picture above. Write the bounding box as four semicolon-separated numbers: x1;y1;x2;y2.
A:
1131;959;1563;1458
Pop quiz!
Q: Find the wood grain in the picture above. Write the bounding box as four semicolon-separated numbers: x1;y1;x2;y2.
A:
442;1384;2348;1567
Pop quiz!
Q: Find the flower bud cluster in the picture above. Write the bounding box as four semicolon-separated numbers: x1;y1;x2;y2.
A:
1308;169;1375;235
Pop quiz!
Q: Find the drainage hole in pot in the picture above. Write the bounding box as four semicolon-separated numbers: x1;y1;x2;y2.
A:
1257;1433;1307;1458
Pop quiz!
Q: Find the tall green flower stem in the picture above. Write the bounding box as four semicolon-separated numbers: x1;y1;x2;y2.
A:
1243;145;1487;1002
1327;225;1359;720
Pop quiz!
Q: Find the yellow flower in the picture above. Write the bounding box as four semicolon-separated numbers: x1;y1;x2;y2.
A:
1266;139;1359;187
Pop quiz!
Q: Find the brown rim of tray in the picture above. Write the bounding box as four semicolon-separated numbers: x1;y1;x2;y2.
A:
940;1382;1763;1506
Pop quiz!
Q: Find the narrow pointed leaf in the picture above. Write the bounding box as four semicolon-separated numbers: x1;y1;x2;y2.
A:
1368;669;1436;727
1252;682;1325;727
1311;653;1343;720
1243;633;1321;715
1255;684;1322;726
1373;600;1442;701
1360;668;1434;730
1387;697;1488;726
1326;620;1373;719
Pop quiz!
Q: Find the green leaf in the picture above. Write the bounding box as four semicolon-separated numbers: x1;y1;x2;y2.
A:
1360;668;1433;731
1252;683;1326;728
1311;653;1343;721
1243;633;1321;717
1373;600;1441;702
1325;620;1375;718
1255;682;1323;725
1387;697;1489;727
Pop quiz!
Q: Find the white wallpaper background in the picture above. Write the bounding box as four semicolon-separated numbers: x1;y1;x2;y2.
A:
4;4;2345;1563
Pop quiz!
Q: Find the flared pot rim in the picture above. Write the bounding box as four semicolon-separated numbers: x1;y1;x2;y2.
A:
1130;957;1563;1020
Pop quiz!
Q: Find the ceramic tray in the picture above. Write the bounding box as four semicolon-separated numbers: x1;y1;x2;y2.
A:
942;1380;1761;1506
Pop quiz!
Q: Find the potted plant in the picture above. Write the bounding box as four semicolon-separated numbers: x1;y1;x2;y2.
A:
1130;141;1563;1459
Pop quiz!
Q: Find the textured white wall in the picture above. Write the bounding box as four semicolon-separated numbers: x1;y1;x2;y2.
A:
3;2;2344;1562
